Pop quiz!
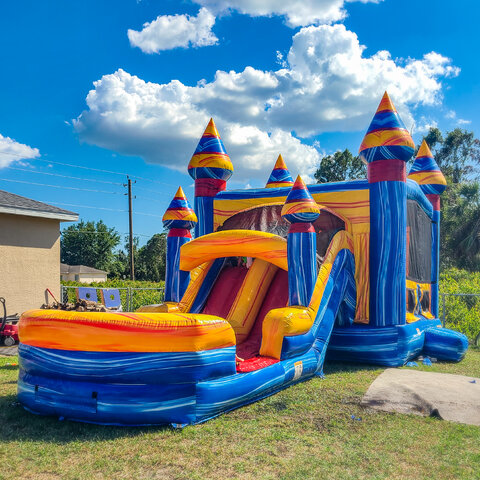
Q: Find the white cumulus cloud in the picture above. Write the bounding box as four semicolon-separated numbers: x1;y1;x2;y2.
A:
128;8;218;53
193;0;382;27
73;69;319;184
75;24;459;183
0;134;40;168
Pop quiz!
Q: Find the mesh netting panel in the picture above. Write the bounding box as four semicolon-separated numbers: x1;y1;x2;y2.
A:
217;204;344;259
406;199;432;284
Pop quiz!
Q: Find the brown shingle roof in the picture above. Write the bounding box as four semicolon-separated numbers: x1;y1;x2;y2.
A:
0;190;78;221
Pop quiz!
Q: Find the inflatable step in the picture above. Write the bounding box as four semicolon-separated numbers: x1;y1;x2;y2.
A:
423;326;468;362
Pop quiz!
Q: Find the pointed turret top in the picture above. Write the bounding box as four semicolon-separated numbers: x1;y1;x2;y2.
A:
188;118;233;181
162;186;198;230
408;140;447;195
281;175;320;224
359;91;415;164
266;154;294;188
376;91;397;113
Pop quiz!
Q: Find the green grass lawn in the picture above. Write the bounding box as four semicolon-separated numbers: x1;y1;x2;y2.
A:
1;350;479;480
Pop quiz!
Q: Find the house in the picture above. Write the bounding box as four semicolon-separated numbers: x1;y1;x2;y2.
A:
0;190;78;315
61;263;107;283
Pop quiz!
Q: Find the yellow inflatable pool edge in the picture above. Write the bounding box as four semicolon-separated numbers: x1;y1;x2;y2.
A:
19;309;236;353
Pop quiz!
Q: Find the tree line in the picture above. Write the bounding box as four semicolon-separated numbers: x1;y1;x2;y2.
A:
61;222;167;282
61;127;480;279
315;127;480;271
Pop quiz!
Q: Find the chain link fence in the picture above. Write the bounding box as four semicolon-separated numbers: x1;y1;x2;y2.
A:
59;286;479;341
439;292;480;342
61;285;164;312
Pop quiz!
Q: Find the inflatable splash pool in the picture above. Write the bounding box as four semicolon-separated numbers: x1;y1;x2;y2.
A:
17;93;468;426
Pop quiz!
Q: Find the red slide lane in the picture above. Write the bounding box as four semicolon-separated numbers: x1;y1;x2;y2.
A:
237;269;289;360
202;266;248;319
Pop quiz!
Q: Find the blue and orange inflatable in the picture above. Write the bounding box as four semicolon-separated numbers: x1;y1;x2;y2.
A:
17;95;468;426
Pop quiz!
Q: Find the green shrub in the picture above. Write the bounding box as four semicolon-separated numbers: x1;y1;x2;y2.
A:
440;268;480;340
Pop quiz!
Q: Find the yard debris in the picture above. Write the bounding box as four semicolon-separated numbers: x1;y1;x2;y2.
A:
41;299;108;312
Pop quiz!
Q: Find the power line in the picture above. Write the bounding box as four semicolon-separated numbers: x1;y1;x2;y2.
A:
29;157;176;187
60;230;152;238
47;201;126;212
6;166;171;199
6;166;124;186
4;167;171;201
1;151;180;189
46;200;163;218
0;177;122;195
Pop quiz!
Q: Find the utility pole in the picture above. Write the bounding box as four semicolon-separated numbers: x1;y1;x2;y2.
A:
125;176;135;280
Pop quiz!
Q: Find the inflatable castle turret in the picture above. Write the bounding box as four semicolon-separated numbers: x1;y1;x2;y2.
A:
16;91;469;429
188;119;233;237
281;176;320;306
162;187;197;302
408;140;447;317
265;154;294;188
359;92;415;327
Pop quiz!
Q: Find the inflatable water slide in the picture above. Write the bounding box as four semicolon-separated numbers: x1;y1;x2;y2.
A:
17;93;468;426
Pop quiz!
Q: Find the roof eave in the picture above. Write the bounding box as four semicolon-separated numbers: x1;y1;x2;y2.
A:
0;205;78;222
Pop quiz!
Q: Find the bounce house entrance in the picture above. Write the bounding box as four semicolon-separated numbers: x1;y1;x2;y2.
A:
200;257;289;372
208;204;346;372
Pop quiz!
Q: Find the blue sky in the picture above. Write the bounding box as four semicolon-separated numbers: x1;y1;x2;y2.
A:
0;0;478;245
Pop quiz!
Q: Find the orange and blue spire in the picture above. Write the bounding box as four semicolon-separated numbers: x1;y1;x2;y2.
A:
266;154;294;188
359;91;415;166
162;186;197;231
281;175;321;224
408;140;446;196
361;92;414;328
163;187;197;302
282;175;320;307
188;118;233;237
188;118;233;184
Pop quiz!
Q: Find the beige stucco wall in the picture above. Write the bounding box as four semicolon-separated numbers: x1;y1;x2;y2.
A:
0;213;61;315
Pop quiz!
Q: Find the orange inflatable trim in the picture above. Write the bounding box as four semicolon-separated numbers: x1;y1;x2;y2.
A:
180;230;288;272
19;309;236;353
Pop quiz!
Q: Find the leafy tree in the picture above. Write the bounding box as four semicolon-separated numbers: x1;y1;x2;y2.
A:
314;149;366;183
61;220;120;272
423;128;480;183
109;249;130;279
419;128;480;271
137;233;167;282
110;236;140;279
110;234;167;282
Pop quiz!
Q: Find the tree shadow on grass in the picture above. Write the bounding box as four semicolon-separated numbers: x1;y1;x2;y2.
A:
0;364;19;371
0;393;173;444
0;360;387;444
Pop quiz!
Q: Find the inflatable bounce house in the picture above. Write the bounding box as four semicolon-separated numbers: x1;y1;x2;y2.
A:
17;92;468;426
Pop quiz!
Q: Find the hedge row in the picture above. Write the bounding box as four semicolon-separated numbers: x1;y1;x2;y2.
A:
439;268;480;340
60;269;480;340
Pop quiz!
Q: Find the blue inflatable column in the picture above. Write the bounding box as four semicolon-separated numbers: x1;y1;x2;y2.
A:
188;118;233;237
360;92;415;327
430;206;441;316
408;140;447;318
281;176;321;306
162;187;198;302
